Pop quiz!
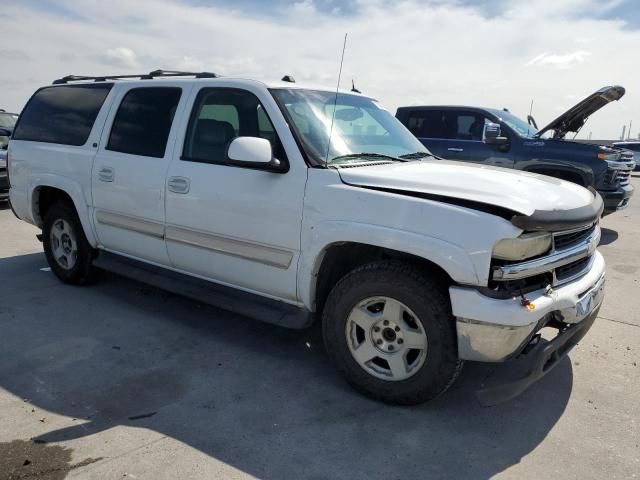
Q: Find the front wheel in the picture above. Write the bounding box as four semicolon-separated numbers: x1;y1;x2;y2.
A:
322;261;462;405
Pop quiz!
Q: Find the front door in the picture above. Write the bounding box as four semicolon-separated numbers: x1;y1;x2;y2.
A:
443;110;515;168
91;84;188;264
164;85;307;302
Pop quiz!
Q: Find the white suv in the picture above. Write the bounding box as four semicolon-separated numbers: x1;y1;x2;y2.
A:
8;70;606;405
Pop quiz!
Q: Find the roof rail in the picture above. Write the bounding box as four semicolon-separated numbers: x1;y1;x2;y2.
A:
52;69;219;84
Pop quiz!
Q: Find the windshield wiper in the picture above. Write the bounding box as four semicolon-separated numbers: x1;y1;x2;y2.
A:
330;153;407;163
398;151;434;160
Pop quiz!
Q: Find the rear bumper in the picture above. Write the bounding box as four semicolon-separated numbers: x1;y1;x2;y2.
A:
601;184;634;213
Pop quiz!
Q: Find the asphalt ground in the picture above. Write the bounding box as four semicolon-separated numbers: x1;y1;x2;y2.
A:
0;176;638;479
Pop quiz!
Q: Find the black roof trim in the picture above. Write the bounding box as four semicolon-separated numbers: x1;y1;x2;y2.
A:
53;69;219;84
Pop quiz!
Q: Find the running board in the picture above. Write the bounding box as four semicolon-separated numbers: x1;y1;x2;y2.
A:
93;251;314;329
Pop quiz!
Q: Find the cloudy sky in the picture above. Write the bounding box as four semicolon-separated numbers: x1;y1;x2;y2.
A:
1;0;638;139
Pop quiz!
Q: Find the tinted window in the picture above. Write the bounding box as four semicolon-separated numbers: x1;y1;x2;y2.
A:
407;110;445;138
449;113;486;141
107;87;182;158
183;88;284;164
12;84;112;145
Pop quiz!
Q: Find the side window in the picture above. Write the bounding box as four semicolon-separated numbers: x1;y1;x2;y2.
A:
183;88;285;165
407;110;445;138
12;84;113;145
107;87;182;158
443;112;487;141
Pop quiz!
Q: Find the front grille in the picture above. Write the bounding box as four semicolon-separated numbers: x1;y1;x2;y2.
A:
618;169;631;186
555;256;591;283
553;224;595;251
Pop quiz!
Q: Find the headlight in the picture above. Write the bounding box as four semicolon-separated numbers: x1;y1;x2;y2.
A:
493;232;552;261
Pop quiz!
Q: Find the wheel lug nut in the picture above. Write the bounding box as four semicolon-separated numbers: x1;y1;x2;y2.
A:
398;339;404;345
383;320;389;326
395;326;400;332
388;345;394;351
376;339;383;345
373;326;380;332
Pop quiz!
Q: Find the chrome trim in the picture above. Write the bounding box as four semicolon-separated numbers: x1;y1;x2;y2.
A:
165;225;294;269
492;225;600;282
95;210;165;239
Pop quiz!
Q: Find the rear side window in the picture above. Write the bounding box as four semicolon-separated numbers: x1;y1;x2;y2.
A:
12;84;112;146
107;87;182;158
407;110;445;138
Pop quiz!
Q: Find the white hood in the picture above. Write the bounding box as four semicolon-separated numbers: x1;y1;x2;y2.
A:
337;160;594;216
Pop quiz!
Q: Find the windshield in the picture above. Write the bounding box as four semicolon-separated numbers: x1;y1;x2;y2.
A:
488;109;538;139
271;89;429;165
0;113;17;128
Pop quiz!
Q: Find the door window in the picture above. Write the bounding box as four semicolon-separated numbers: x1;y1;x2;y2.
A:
182;88;285;164
406;110;445;138
107;87;182;158
443;112;487;141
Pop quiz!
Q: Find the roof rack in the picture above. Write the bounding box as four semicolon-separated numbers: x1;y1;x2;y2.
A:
52;69;219;84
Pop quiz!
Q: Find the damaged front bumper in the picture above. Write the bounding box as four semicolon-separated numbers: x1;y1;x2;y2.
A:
449;250;605;403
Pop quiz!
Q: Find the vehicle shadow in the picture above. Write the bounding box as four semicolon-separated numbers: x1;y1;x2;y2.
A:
0;252;574;480
599;227;619;246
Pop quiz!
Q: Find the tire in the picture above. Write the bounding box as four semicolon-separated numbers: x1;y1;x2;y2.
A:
322;261;463;405
42;200;97;285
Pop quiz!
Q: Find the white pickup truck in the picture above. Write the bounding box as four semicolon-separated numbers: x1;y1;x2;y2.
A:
7;70;605;405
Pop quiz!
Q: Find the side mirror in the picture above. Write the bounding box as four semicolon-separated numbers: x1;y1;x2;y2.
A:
226;137;282;171
483;122;509;146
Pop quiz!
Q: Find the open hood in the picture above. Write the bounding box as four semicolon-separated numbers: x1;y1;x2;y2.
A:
337;160;595;218
535;85;625;140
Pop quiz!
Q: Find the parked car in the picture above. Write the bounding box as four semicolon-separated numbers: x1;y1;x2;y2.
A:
8;70;606;405
0;109;18;150
0;148;7;201
612;141;640;171
396;86;635;214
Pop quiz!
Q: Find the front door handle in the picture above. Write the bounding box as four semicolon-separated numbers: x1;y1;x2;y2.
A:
167;176;190;194
447;148;464;152
97;166;115;182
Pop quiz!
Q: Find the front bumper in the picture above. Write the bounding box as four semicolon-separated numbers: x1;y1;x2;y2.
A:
600;183;634;214
450;250;605;363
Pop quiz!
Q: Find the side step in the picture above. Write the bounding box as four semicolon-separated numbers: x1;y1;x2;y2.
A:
93;251;314;329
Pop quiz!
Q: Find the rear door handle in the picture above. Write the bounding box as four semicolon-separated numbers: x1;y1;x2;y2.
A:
97;166;115;182
167;176;190;194
447;148;464;152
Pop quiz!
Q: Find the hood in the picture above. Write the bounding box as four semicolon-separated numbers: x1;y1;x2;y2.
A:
535;85;625;140
337;160;595;217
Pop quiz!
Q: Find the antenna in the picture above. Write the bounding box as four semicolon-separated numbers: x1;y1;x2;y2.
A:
325;33;348;167
526;99;534;137
351;79;361;94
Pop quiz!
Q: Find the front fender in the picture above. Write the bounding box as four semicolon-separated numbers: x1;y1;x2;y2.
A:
298;221;480;311
29;173;98;247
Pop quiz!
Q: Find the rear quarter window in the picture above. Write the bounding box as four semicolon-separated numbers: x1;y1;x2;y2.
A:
12;84;113;146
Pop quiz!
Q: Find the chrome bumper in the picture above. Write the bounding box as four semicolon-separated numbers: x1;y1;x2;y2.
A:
451;251;605;362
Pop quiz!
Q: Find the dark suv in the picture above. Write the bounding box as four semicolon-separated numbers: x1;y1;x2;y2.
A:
396;86;634;215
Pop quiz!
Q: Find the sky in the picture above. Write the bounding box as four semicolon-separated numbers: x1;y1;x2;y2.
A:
1;0;638;139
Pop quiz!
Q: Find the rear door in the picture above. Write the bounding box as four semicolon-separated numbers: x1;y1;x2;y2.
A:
164;85;307;301
91;84;188;264
403;109;448;157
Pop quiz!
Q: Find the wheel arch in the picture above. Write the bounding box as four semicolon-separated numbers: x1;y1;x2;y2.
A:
30;176;97;247
298;223;480;313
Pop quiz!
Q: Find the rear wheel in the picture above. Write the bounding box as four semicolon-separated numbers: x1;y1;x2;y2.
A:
322;261;462;405
43;201;97;285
